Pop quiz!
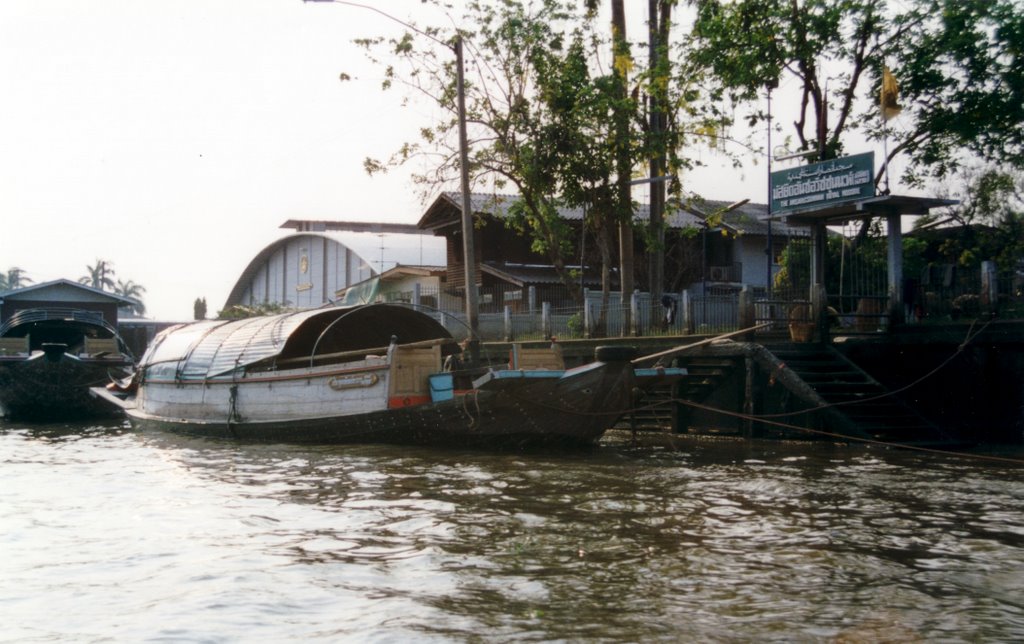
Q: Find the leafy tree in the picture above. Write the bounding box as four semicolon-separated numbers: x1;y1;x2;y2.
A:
917;165;1024;272
356;1;718;324
193;297;208;321
0;267;32;291
80;259;116;291
217;302;292;320
359;1;594;300
687;0;1024;186
114;279;147;316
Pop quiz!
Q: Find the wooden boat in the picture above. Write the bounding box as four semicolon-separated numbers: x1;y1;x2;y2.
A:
0;307;134;419
93;304;685;449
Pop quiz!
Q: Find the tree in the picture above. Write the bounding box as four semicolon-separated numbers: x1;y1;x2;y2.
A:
687;0;1024;185
194;297;208;321
114;279;147;316
0;267;32;291
80;259;116;291
528;35;635;332
917;165;1024;272
359;0;610;304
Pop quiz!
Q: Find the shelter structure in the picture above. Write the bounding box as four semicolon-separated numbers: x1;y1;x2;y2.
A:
769;152;956;331
0;279;135;327
338;265;453;310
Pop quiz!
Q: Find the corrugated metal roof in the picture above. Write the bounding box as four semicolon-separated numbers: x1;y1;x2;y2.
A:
481;263;604;287
141;304;452;380
420;192;807;236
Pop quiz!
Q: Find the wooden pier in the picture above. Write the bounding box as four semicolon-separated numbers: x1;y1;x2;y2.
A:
489;320;1024;447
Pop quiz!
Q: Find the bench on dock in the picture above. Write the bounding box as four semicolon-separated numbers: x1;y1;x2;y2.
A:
0;336;29;356
509;343;565;371
83;337;121;357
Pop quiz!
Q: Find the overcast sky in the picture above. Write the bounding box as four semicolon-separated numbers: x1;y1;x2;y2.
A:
0;1;895;320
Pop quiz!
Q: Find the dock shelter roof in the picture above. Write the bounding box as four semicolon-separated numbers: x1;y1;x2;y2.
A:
140;304;452;381
779;194;958;226
0;278;137;306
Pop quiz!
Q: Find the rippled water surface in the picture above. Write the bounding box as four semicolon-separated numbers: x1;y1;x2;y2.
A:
2;419;1023;642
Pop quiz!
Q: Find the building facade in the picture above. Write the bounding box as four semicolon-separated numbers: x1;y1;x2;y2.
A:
222;233;377;310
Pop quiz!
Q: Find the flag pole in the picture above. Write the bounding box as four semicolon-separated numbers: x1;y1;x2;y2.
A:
880;65;902;196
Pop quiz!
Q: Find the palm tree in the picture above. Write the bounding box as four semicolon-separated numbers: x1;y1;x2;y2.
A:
0;267;33;291
80;259;116;291
114;278;147;316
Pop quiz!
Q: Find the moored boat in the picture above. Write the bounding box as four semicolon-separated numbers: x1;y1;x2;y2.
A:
0;308;134;419
94;304;685;449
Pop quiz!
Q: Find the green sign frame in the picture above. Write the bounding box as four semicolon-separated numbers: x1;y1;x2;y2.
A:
770;152;875;216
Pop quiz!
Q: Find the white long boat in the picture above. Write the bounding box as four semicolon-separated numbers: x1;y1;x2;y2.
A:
93;304;685;449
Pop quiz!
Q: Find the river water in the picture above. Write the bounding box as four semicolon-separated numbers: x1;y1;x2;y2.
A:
2;419;1022;642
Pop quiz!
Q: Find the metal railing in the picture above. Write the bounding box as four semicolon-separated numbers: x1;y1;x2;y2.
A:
365;263;1023;343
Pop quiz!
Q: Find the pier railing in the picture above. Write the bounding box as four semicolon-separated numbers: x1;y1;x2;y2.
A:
362;264;1023;342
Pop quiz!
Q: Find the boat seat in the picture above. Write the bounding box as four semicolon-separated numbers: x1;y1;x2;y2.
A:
83;337;121;357
510;344;565;371
0;336;29;356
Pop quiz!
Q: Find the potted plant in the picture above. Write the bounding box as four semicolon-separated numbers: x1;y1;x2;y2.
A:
788;304;816;342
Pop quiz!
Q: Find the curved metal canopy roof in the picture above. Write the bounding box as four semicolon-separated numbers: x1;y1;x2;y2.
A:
140;304;452;380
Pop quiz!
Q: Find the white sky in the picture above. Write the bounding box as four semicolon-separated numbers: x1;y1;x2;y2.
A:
0;1;900;320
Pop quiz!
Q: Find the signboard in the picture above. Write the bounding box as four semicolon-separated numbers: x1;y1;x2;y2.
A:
770;152;875;215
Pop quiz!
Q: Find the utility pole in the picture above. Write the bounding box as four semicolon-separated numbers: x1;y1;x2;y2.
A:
304;0;479;353
455;36;480;357
766;78;777;297
647;0;668;326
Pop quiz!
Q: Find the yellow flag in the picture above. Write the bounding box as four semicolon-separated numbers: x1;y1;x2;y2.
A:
881;66;902;121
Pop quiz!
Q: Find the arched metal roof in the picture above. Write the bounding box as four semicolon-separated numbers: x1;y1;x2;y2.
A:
140;303;452;381
222;232;376;310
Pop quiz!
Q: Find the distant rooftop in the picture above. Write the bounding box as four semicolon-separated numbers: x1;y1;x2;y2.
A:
281;220;427;235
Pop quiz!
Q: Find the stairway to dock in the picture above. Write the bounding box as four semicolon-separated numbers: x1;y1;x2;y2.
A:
619;339;960;448
763;343;956;446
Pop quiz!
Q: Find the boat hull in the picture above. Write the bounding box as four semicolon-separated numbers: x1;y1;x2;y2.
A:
0;354;132;420
123;359;637;449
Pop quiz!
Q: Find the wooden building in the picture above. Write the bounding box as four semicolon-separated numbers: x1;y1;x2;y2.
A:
415;192;809;300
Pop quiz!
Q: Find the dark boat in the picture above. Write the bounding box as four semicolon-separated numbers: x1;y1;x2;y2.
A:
92;304;684;449
0;308;134;420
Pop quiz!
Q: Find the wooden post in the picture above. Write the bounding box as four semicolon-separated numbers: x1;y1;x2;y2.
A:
981;260;997;316
504;305;512;342
743;356;755;438
681;290;694;335
811;283;827;343
626;286;634;333
670;358;686;433
583;298;592;339
412;282;421;308
542;301;552;340
738;286;754;340
811;220;827;287
886;212;904;326
528;285;537;314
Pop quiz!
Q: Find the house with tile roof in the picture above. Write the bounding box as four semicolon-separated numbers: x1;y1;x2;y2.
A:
416;192;809;304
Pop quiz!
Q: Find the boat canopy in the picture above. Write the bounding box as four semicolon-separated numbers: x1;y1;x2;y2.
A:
140;304;453;381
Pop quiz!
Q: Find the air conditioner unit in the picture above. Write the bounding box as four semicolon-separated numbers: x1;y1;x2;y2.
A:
709;266;730;282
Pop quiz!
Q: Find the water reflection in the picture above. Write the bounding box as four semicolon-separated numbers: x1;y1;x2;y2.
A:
2;419;1023;641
